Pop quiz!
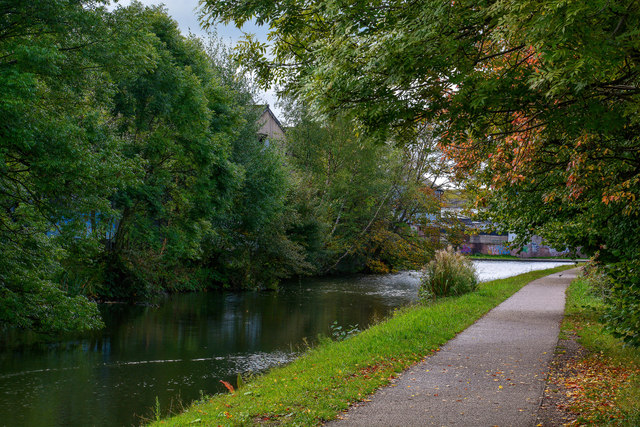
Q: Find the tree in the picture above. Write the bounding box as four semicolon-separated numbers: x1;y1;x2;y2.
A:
199;0;640;261
0;0;148;333
439;0;640;264
0;1;244;330
190;34;312;290
100;5;242;299
200;0;640;342
282;104;439;274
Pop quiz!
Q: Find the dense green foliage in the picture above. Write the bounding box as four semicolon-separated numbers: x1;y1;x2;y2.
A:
0;0;133;332
0;0;304;333
99;5;242;299
199;0;640;344
595;262;640;348
1;0;452;334
281;105;441;274
152;266;573;425
419;247;478;301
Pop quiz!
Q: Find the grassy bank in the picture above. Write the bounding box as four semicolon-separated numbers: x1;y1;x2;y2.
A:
554;276;640;425
152;265;574;426
468;254;521;260
468;254;584;260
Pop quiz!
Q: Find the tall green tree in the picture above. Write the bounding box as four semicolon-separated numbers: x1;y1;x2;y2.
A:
199;0;640;261
282;104;439;274
0;0;151;333
198;37;311;290
102;5;241;299
200;0;640;343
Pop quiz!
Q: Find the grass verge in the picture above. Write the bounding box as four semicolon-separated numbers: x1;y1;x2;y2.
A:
152;265;574;426
468;254;584;260
553;276;640;425
468;254;521;260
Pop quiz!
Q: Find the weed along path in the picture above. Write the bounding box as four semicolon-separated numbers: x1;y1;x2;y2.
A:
331;268;580;426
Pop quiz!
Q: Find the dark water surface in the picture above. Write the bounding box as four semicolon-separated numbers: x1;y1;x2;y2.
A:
0;261;572;426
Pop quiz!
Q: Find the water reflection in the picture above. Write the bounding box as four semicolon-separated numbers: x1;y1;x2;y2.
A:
0;261;573;426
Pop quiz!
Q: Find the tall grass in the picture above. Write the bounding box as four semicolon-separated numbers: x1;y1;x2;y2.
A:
419;247;478;301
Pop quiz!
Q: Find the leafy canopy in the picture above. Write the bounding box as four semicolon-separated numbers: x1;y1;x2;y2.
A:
200;0;640;345
0;0;144;333
200;0;640;262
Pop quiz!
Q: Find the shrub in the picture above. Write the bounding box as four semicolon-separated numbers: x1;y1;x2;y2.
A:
329;321;360;341
419;247;478;301
601;260;640;348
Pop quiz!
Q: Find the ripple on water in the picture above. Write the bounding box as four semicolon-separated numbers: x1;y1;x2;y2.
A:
0;259;576;427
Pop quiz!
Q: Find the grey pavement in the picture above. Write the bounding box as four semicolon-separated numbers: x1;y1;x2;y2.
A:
330;268;580;427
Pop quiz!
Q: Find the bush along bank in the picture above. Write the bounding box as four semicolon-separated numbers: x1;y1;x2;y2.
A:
150;265;574;426
419;247;478;301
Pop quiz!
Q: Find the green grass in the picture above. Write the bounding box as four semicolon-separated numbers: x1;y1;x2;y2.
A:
151;265;574;426
468;254;521;260
565;276;640;364
468;254;583;260
562;276;640;425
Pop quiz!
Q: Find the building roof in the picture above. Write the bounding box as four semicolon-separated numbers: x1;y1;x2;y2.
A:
255;104;285;141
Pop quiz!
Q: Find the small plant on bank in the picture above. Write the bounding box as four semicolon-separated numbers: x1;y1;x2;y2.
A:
419;246;478;301
154;396;161;422
329;321;360;341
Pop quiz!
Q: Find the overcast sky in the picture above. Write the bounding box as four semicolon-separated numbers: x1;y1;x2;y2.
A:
110;0;282;117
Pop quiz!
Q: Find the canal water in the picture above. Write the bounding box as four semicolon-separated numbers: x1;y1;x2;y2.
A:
0;261;574;426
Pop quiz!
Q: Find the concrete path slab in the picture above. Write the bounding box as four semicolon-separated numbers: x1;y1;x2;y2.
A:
330;268;579;427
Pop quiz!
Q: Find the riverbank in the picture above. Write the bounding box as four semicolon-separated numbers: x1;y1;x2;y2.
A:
468;254;588;262
151;265;575;426
536;275;640;425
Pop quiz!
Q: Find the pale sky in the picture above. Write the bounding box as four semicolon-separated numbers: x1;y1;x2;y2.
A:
109;0;282;117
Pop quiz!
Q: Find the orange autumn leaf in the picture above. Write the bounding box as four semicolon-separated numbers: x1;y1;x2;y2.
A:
220;380;235;394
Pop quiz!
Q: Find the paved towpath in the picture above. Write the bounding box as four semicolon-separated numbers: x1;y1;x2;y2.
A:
330;268;580;427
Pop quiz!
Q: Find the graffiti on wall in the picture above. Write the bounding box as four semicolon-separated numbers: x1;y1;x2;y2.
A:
531;241;539;253
547;247;569;256
520;243;570;257
459;244;472;254
455;233;574;257
487;244;511;256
